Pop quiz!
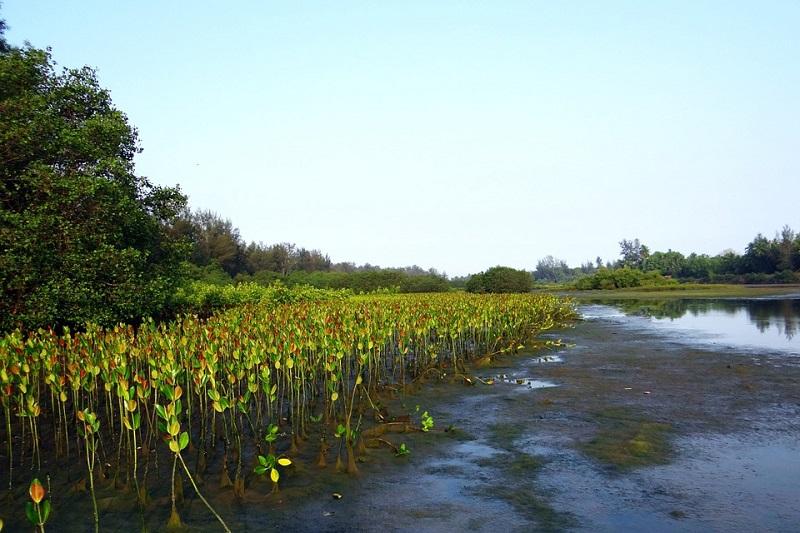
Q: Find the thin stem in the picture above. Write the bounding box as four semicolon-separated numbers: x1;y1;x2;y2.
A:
177;452;232;533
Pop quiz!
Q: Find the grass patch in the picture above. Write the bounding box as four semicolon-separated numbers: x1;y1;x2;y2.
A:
487;422;525;450
476;452;544;476
485;484;575;531
582;407;672;469
561;283;800;300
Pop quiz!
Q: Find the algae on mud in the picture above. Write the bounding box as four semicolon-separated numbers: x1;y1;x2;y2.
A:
582;407;672;469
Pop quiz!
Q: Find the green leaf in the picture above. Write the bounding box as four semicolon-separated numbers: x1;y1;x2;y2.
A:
25;501;38;525
155;404;167;421
41;499;51;523
179;431;189;451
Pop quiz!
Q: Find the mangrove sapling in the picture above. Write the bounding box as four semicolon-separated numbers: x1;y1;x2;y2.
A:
253;453;292;494
122;393;146;526
420;411;434;432
230;406;245;498
2;385;13;491
264;423;279;454
77;409;100;533
395;443;410;457
343;371;364;474
157;392;232;533
334;424;346;472
26;478;51;533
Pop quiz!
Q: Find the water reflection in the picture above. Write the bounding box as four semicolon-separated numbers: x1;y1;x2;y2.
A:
590;298;800;354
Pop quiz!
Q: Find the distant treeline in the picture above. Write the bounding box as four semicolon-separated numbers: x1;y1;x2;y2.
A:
534;231;800;288
174;210;450;293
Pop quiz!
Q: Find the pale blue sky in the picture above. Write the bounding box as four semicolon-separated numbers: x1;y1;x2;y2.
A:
5;1;799;275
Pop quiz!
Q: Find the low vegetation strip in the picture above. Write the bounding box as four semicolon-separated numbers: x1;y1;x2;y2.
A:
0;292;575;530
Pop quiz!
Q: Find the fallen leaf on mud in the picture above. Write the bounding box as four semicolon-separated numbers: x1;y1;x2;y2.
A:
323;511;334;517
332;492;342;499
643;391;651;395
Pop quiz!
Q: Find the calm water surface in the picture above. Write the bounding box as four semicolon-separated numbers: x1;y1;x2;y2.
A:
586;297;800;355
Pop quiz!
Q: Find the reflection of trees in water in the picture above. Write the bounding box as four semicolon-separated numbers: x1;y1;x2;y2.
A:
594;298;800;340
745;299;799;340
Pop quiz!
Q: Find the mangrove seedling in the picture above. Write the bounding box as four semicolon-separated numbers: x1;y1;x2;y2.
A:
264;423;279;452
156;394;232;533
77;409;100;533
420;411;434;432
253;453;292;492
395;443;410;457
26;478;51;533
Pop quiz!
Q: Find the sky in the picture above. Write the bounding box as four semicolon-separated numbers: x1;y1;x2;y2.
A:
4;1;799;276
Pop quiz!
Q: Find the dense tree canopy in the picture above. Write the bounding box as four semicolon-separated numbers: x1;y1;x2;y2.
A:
0;36;187;330
466;266;533;293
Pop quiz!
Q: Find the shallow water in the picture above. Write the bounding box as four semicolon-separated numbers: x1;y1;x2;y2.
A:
587;297;800;355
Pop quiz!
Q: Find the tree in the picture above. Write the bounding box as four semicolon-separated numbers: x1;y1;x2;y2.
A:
185;210;244;276
0;16;8;53
534;256;571;283
0;38;187;330
642;249;686;277
619;238;650;269
743;233;778;274
777;225;796;272
295;247;331;272
466;266;533;293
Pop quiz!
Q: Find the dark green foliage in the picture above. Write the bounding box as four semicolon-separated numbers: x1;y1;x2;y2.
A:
619;238;650;269
284;269;449;293
601;228;800;285
168;281;350;316
534;255;572;283
466;266;533;293
178;210;244;276
0;16;8;53
642;250;686;277
573;268;677;290
0;42;187;331
399;273;450;293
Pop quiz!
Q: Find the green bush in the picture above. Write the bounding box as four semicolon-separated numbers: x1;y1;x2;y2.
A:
466;266;533;293
573;268;678;290
168;282;351;316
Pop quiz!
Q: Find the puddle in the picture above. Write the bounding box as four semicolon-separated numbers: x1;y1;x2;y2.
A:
529;354;563;364
481;375;559;389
